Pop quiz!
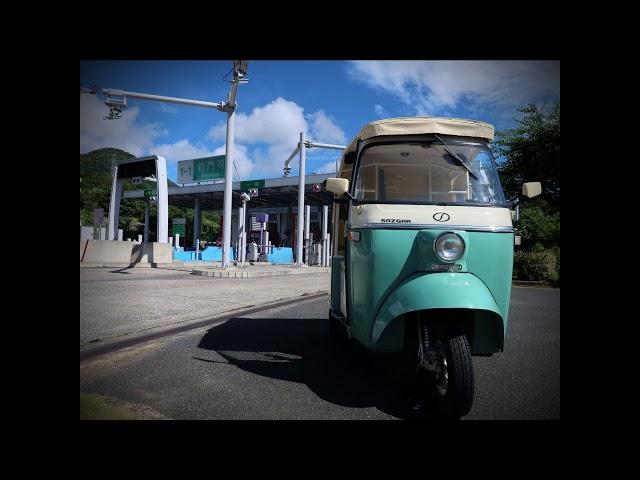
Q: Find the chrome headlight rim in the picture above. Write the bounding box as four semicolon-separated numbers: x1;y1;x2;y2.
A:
433;232;466;263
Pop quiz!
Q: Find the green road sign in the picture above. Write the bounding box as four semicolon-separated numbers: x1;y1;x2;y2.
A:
172;218;186;236
194;155;225;181
144;189;157;198
240;179;265;189
172;223;186;236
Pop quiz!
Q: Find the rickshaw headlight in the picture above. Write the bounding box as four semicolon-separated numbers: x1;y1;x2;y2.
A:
434;233;465;263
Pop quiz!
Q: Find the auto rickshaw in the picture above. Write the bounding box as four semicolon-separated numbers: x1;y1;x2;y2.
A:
324;116;541;418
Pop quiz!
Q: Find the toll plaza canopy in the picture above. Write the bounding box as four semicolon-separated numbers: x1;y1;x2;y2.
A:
122;173;335;209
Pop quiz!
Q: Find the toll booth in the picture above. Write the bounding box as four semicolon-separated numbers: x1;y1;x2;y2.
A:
122;173;334;264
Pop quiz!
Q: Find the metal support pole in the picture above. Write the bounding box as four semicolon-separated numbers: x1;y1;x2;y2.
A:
322;205;328;267
144;201;149;243
283;145;301;176
222;108;235;268
175;233;180;248
155;156;169;243
102;89;224;110
196;238;200;260
193;197;201;249
241;202;247;263
108;168;123;240
296;132;306;266
238;206;244;264
305;141;347;150
304;205;310;265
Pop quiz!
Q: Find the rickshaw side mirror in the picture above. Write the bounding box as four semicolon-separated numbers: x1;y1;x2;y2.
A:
325;178;349;196
325;178;358;204
522;182;542;199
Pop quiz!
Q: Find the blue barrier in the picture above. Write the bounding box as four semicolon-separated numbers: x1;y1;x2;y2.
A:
173;249;196;261
200;246;222;261
266;247;294;264
173;246;242;262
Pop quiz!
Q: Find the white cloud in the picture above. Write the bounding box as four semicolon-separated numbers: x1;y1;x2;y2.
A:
150;139;215;166
158;103;178;114
208;97;347;179
374;104;388;117
80;93;167;156
81;93;347;182
306;110;347;145
315;160;339;174
208;97;306;150
347;61;560;115
211;144;255;180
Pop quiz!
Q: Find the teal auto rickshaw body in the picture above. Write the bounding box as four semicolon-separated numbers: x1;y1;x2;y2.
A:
328;116;517;357
330;228;512;354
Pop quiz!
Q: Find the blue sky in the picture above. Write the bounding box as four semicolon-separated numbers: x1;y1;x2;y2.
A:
80;60;560;183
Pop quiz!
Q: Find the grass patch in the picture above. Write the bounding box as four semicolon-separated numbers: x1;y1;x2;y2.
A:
80;393;147;420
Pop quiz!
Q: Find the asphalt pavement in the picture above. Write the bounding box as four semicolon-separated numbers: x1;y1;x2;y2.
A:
80;286;560;420
80;266;329;347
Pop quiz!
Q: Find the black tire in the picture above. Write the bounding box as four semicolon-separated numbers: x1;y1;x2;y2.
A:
407;320;474;419
432;333;474;418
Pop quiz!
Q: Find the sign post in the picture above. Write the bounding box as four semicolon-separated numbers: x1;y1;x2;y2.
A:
93;208;104;240
93;208;104;226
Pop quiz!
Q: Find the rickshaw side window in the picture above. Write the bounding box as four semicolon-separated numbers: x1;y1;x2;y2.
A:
353;141;506;205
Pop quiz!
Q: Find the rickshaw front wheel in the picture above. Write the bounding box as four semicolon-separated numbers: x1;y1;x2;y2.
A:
417;331;474;418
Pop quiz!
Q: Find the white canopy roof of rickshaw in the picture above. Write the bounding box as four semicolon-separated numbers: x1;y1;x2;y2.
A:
343;116;495;157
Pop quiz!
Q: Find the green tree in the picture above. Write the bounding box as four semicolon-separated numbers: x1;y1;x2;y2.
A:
495;103;561;282
494;103;560;209
515;199;560;251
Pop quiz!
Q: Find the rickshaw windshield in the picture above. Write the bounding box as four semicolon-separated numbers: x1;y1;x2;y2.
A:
353;140;506;206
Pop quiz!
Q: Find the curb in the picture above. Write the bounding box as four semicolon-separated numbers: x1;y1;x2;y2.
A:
512;280;560;288
80;262;176;269
191;267;331;278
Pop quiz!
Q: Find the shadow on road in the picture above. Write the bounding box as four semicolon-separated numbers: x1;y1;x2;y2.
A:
196;316;454;420
109;268;133;274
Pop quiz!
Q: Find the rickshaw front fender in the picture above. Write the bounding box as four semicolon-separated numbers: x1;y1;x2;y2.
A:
370;272;504;353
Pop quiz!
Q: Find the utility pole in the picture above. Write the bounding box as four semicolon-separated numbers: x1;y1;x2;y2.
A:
283;137;346;267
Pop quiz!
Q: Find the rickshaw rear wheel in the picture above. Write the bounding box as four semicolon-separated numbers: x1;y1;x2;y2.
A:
414;327;474;419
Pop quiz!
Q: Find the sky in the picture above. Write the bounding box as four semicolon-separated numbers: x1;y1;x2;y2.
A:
80;60;560;183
